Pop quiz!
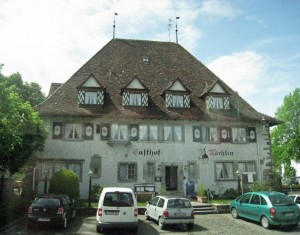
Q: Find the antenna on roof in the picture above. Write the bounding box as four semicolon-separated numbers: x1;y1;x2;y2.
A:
113;12;118;39
175;17;180;43
168;19;173;42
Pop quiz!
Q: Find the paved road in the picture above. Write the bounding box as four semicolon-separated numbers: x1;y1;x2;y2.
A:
1;214;299;235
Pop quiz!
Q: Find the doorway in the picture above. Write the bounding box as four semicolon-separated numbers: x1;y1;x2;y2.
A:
165;166;178;191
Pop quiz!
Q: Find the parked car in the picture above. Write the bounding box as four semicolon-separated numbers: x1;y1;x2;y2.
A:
145;195;195;230
230;191;300;229
96;187;138;233
27;194;76;229
288;194;300;208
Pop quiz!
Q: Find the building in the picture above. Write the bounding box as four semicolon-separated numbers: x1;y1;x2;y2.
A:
36;39;280;198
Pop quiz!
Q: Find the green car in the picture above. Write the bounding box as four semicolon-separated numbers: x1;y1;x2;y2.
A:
230;191;300;229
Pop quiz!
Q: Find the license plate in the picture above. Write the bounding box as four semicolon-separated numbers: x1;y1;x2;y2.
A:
175;212;186;217
284;212;294;217
37;218;50;222
105;211;119;215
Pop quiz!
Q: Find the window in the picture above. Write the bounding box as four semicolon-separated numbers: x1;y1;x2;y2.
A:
216;162;233;180
139;124;181;142
232;128;247;143
211;97;224;109
129;93;142;106
206;96;230;110
39;161;82;181
164;125;183;141
250;194;260;205
238;162;255;172
139;125;148;141
147;162;155;179
118;163;137;182
172;95;184;107
238;162;256;183
203;127;218;142
84;91;97;104
64;123;82;140
111;123;128;140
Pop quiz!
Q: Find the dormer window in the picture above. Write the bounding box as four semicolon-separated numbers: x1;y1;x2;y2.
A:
129;93;142;106
122;76;149;107
164;78;191;108
77;74;105;106
85;91;97;104
201;81;230;110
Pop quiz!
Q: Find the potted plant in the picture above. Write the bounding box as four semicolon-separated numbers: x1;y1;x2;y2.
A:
197;184;208;203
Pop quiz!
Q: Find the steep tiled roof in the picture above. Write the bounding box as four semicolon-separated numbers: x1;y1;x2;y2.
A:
37;39;281;126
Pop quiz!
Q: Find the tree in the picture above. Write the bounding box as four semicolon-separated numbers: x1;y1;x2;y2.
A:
0;66;48;199
271;88;300;177
0;70;45;106
48;169;80;200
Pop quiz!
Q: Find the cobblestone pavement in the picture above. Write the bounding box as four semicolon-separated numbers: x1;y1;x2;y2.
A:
139;213;300;235
1;214;299;235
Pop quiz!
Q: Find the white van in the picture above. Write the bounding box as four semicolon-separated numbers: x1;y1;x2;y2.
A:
96;187;138;233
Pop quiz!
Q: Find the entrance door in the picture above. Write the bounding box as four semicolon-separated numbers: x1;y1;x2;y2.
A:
165;166;178;190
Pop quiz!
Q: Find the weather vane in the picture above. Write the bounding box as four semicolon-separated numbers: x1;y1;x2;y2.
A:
168;17;180;43
113;12;118;39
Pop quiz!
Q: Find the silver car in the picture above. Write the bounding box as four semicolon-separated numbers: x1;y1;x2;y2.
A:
145;195;195;230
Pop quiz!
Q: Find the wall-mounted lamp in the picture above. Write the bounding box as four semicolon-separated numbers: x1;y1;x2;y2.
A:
184;165;188;171
157;165;161;171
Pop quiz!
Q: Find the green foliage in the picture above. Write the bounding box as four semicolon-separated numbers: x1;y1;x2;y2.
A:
159;187;167;195
0;79;48;174
197;184;206;197
48;169;80;200
271;88;300;177
222;188;238;199
90;184;103;202
250;180;272;191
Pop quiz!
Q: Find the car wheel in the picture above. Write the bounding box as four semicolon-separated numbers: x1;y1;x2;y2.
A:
261;216;271;229
96;225;103;233
158;217;166;230
186;223;194;230
145;211;150;220
231;207;239;219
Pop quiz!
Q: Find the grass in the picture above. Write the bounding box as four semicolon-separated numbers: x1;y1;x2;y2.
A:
209;199;231;205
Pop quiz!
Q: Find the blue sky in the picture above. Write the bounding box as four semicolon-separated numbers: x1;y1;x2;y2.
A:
1;0;299;117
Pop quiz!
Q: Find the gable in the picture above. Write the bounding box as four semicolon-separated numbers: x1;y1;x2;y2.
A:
169;80;187;91
210;83;225;94
126;77;146;89
80;75;101;88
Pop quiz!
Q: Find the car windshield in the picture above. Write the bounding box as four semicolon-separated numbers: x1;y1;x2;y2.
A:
103;192;134;207
269;195;295;206
167;199;191;208
33;198;60;207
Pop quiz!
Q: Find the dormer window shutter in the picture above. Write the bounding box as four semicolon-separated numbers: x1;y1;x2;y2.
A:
122;92;130;105
141;92;148;106
78;90;85;104
223;97;230;109
184;95;190;108
97;91;104;105
166;93;173;107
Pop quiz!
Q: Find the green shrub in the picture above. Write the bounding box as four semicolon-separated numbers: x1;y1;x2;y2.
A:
251;180;272;191
90;184;103;202
197;184;206;197
48;169;80;200
222;188;238;199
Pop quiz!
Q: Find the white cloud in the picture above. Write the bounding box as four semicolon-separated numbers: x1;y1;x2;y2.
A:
200;0;240;19
0;0;201;95
207;51;268;95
